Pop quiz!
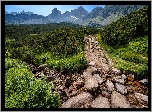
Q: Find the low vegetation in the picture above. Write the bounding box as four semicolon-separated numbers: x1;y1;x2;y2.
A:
5;6;148;108
5;58;61;108
97;6;148;79
5;23;98;108
99;6;148;46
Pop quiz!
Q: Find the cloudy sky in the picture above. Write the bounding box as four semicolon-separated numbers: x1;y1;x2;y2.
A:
5;5;105;16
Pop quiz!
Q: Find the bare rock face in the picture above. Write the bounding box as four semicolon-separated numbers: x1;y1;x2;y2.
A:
115;83;128;94
134;92;148;103
84;74;98;93
61;92;93;108
93;74;103;85
91;96;110;108
106;80;114;92
111;91;131;108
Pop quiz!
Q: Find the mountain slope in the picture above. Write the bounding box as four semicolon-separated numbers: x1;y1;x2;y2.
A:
5;5;147;27
97;6;148;78
83;5;147;27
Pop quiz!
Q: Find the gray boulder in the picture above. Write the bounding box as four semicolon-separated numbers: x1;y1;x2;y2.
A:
61;92;93;108
84;74;98;93
112;68;121;75
37;64;47;70
121;74;127;79
134;92;148;103
115;83;128;94
112;76;126;84
106;80;114;92
93;74;104;85
111;91;130;108
139;79;148;86
91;96;110;108
89;61;96;66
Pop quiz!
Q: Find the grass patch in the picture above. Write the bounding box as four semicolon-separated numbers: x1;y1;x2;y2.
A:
30;34;38;36
97;34;148;79
33;51;88;73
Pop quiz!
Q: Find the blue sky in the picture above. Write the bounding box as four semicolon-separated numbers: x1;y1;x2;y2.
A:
5;5;105;16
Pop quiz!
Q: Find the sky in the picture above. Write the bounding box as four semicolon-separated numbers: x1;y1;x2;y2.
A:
5;5;105;16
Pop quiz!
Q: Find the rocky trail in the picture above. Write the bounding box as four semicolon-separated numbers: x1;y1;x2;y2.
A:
28;35;148;108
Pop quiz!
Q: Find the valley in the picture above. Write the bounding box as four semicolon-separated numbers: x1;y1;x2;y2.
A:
5;5;146;27
5;5;149;108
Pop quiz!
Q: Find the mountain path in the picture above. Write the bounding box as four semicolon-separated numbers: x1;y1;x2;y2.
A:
28;35;148;108
61;35;148;108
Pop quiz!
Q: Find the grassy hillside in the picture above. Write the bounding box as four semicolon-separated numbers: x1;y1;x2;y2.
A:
97;6;148;79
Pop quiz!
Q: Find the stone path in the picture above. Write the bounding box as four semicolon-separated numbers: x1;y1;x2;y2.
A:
61;35;148;108
28;35;148;108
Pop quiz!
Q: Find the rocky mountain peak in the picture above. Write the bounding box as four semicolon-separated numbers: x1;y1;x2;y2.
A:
78;6;84;10
5;5;147;26
51;8;61;15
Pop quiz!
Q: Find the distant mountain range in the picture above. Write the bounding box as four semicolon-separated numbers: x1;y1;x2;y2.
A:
5;5;147;27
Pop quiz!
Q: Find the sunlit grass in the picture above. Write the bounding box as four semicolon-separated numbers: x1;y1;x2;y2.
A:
33;51;87;73
97;34;148;78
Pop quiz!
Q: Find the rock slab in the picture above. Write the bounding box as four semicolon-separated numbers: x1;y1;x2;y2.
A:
89;61;96;66
115;83;128;94
91;96;110;108
112;68;121;75
84;74;98;93
134;92;148;103
61;92;93;108
139;79;148;86
111;91;130;108
113;76;125;84
93;74;103;85
106;80;114;92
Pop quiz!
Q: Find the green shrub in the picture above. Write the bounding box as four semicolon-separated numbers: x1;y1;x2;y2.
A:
33;52;87;73
97;33;148;78
5;58;30;72
99;6;148;46
42;27;85;57
5;59;60;108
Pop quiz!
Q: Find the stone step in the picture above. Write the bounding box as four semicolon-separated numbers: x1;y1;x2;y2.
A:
106;80;114;92
61;92;93;108
111;91;131;108
84;74;98;93
93;74;104;85
134;92;148;103
115;83;129;95
91;96;110;108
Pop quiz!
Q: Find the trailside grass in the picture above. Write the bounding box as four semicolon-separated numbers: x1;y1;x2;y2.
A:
97;34;148;79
